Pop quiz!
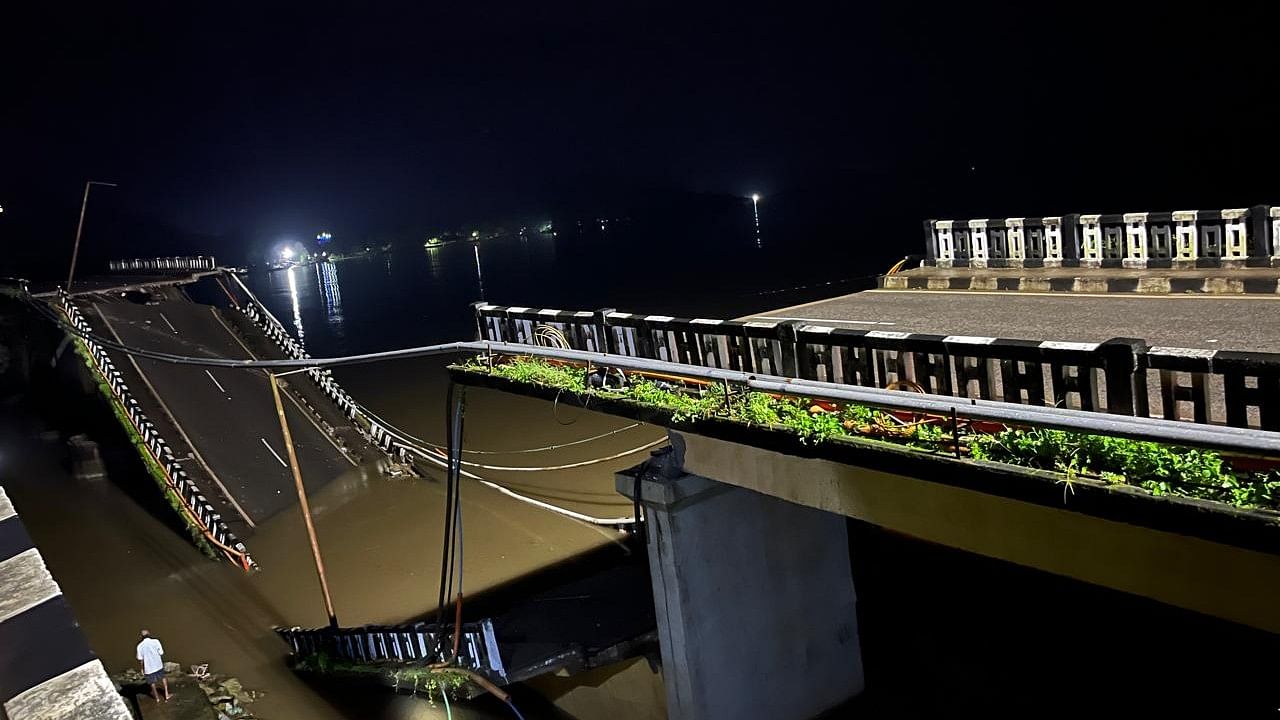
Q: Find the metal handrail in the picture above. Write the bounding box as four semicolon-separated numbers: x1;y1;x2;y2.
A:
36;290;1280;456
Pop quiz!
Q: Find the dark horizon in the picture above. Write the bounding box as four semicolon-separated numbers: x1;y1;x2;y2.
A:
4;4;1280;277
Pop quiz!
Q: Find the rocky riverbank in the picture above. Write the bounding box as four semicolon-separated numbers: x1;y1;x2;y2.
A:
113;663;262;719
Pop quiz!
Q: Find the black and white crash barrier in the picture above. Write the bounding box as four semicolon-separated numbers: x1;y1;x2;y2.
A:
57;293;255;570
0;486;132;719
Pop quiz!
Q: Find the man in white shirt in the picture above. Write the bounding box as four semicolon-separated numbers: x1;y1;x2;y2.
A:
136;629;170;702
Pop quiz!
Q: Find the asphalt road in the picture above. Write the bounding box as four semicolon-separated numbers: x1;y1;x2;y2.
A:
752;289;1280;352
89;297;355;526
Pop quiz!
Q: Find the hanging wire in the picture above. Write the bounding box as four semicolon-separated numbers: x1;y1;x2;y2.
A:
504;698;528;720
412;449;636;526
440;686;453;720
352;398;645;456
532;323;570;349
425;438;668;472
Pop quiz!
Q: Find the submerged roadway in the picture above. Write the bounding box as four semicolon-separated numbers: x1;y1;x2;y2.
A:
84;292;358;533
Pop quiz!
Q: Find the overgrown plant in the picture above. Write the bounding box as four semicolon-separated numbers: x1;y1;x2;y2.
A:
390;666;470;703
462;356;1280;513
71;339;220;559
294;653;472;703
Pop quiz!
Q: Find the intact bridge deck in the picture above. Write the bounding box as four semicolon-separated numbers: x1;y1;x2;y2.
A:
749;288;1280;352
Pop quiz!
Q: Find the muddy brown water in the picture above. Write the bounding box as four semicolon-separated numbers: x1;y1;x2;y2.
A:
5;234;865;719
3;366;667;719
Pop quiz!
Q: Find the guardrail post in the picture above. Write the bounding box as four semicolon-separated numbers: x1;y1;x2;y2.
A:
1248;205;1271;266
1060;213;1081;266
1006;218;1025;267
1099;338;1146;416
1122;213;1149;268
596;308;616;354
777;321;800;378
952;220;971;267
922;220;937;266
1222;208;1249;266
968;219;989;268
934;220;955;267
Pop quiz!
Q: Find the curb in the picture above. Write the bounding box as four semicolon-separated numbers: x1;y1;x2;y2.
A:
879;274;1280;295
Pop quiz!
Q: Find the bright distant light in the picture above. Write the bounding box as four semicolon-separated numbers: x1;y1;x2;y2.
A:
280;247;295;260
471;230;480;239
751;194;760;203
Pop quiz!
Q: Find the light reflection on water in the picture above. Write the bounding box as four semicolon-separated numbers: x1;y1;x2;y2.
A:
425;246;444;280
286;266;305;346
316;261;344;334
4;395;639;719
21;225;871;719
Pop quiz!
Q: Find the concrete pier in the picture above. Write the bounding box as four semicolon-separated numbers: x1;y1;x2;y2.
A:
617;440;863;720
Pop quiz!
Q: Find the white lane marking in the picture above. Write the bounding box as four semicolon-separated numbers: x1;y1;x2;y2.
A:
260;438;288;468
209;307;356;467
281;390;358;467
96;305;256;528
159;312;179;333
205;370;228;395
752;315;896;326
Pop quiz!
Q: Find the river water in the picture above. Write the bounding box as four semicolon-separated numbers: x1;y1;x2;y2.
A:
6;220;874;718
11;222;1280;717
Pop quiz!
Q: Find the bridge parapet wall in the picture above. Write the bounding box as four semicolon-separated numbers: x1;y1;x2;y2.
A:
923;205;1276;270
56;292;255;570
107;256;217;273
473;304;1280;431
0;486;132;719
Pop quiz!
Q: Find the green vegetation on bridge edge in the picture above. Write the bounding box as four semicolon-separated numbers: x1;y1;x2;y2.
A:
293;653;471;702
70;338;220;560
461;357;1280;514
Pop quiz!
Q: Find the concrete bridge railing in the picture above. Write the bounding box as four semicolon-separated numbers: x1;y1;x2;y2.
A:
108;256;217;273
473;303;1280;431
923;205;1278;269
57;292;255;570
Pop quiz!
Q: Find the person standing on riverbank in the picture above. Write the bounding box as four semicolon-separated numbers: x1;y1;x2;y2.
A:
136;630;170;702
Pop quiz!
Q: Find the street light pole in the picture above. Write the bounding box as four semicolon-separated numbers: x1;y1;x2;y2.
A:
66;180;118;292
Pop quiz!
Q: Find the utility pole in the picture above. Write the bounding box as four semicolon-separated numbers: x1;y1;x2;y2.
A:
269;372;339;629
66;180;118;292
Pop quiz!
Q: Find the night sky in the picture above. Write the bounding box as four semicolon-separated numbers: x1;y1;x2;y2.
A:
3;4;1278;275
